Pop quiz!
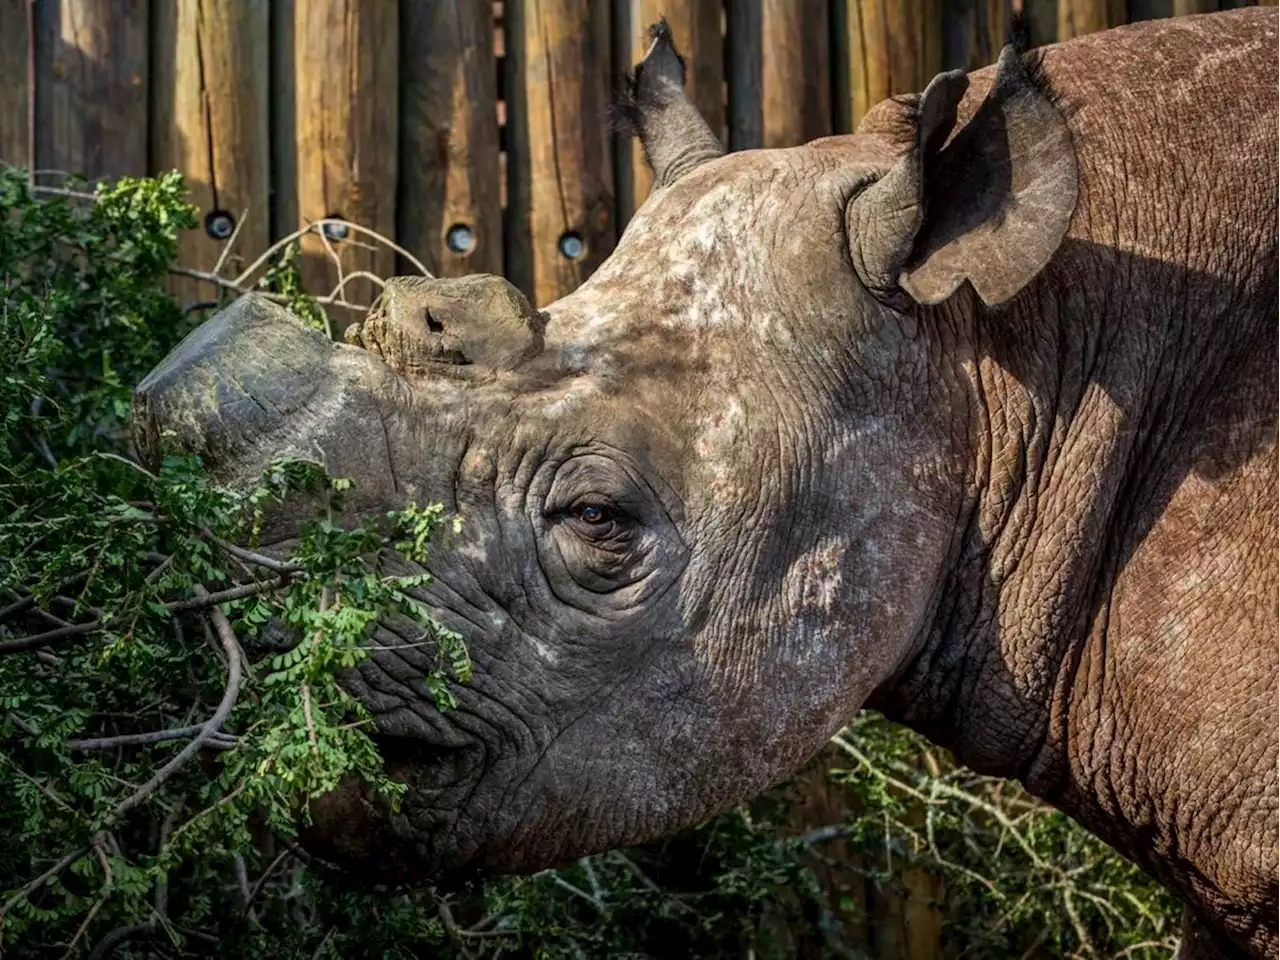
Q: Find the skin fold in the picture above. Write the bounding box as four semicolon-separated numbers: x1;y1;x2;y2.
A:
133;9;1278;957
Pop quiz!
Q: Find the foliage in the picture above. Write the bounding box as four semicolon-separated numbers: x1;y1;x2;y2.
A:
0;170;1179;958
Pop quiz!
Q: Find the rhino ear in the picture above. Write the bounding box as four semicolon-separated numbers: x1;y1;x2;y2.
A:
847;45;1078;309
616;19;725;188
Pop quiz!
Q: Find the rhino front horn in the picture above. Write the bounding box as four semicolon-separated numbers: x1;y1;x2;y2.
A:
616;19;726;188
347;275;547;377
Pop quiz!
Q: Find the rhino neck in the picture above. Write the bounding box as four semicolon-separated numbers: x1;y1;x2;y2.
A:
867;233;1266;789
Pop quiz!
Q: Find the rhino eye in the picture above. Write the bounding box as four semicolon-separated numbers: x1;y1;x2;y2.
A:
576;504;610;524
566;502;632;542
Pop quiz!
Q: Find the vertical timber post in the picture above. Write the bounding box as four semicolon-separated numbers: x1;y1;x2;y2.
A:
617;0;724;221
729;0;830;149
504;0;614;307
942;0;1014;72
842;0;944;129
34;0;149;179
0;0;31;169
283;0;398;328
1058;0;1124;39
151;0;270;306
399;0;502;278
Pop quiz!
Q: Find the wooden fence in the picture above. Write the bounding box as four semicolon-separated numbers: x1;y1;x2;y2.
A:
1;0;1274;318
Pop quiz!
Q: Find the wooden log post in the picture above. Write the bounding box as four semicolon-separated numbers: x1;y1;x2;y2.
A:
33;0;149;180
0;0;31;170
1015;0;1059;48
504;0;614;307
942;0;1014;72
276;0;399;327
151;0;270;307
840;0;944;130
399;0;502;279
1128;1;1218;20
1058;0;1125;39
729;0;831;149
617;0;724;221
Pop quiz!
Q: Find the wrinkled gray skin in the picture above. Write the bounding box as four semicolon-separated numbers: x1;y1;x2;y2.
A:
134;11;1278;958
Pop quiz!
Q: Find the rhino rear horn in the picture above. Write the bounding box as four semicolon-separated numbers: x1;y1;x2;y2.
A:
847;45;1078;309
616;19;725;188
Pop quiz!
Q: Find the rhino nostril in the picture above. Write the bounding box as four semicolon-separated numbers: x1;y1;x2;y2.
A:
424;310;444;334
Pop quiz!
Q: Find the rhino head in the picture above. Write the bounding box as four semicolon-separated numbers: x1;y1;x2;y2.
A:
133;24;1076;884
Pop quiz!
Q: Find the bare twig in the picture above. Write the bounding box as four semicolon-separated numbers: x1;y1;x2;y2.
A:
434;898;477;960
243;848;293;916
205;532;301;574
164;576;294;613
169;265;376;312
31;184;97;202
143;553;176;586
326;270;387;306
68;725;237;752
234;855;253;914
91;450;158;481
231;220;431;291
212;205;250;277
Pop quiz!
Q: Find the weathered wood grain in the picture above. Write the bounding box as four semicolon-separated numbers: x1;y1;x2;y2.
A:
34;0;149;179
281;0;399;320
1058;0;1125;38
618;0;724;219
1017;0;1060;47
0;0;31;169
843;0;944;129
729;0;831;149
151;0;270;306
942;0;1013;72
399;0;502;278
504;0;614;307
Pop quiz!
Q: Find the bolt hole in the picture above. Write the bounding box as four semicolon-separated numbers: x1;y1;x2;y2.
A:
558;231;585;261
445;223;476;255
321;215;349;243
204;210;235;241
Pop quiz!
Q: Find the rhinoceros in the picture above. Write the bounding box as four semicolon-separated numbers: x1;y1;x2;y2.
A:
133;8;1278;958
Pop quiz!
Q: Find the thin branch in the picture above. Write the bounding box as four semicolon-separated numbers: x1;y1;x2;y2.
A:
170;265;375;312
232;220;432;291
87;923;155;960
434;898;477;960
143;553;176;586
0;593;36;621
165;576;293;612
90;450;158;481
0;618;99;652
110;592;243;819
310;925;338;960
212;204;250;277
243;848;292;916
0;575;291;653
31;184;97;202
0;844;91;926
301;683;319;755
205;532;301;574
326;270;387;305
67;725;237;752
